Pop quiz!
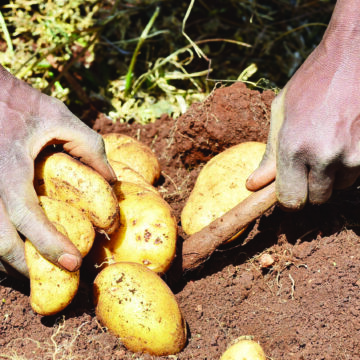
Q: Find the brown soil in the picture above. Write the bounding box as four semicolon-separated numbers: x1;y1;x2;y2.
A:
1;82;360;360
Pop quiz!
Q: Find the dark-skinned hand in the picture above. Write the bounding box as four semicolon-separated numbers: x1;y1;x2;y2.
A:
247;0;360;210
0;65;116;277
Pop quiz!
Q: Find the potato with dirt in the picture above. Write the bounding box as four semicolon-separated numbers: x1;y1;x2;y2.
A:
90;181;177;274
93;262;187;356
108;158;158;193
25;196;95;316
34;152;120;234
220;338;266;360
181;141;266;238
102;133;161;184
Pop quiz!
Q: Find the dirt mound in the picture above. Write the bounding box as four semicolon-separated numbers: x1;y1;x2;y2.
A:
1;82;360;360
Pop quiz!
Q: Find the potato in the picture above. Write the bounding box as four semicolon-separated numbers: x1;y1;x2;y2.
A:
25;196;96;315
39;196;95;257
34;152;119;234
220;338;266;360
25;238;79;316
93;262;187;355
108;159;158;194
90;182;177;274
102;133;161;184
181;142;266;239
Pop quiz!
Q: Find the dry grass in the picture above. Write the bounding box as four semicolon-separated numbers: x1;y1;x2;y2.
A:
0;316;115;360
0;0;335;123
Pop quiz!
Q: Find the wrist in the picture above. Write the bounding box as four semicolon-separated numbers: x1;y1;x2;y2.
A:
0;64;7;77
0;65;13;88
323;0;360;45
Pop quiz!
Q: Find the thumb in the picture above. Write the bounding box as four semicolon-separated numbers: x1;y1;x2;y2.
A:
246;87;287;191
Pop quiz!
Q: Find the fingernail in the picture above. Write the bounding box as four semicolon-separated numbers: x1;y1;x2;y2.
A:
108;164;117;184
58;254;81;271
246;174;255;189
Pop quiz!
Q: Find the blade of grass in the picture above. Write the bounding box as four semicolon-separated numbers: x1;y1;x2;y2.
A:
124;6;160;96
182;0;208;61
0;10;14;58
131;38;251;97
272;22;328;43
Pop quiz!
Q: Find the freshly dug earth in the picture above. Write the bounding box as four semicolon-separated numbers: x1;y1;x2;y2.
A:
1;82;360;359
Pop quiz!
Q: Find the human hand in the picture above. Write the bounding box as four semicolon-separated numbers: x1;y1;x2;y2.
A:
0;65;116;277
246;0;360;210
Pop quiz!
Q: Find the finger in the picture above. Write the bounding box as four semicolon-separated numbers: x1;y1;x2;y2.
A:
33;99;116;183
308;165;335;204
276;149;308;210
0;260;27;279
246;88;287;191
246;158;276;191
61;122;117;183
0;199;29;277
0;159;82;271
333;167;360;190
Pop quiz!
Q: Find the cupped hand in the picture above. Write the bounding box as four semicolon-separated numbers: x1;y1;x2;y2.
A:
246;12;360;210
0;65;116;277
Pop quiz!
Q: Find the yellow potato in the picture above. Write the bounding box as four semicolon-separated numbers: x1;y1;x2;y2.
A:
39;196;95;257
181;142;266;239
90;182;177;274
93;262;187;355
220;338;266;360
102;133;161;184
25;238;79;316
34;152;119;234
25;197;96;315
108;159;158;194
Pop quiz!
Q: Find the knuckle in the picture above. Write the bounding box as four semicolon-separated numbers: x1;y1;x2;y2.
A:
0;238;16;260
0;225;19;261
40;94;74;122
92;132;106;155
3;195;36;234
81;129;106;157
8;205;31;232
278;194;306;211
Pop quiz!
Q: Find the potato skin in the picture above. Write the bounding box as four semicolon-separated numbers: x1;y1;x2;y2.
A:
25;197;96;316
181;142;266;237
220;338;266;360
108;159;158;194
102;133;161;184
93;262;187;355
34;152;119;234
39;196;95;257
25;238;79;316
25;217;81;316
91;182;177;274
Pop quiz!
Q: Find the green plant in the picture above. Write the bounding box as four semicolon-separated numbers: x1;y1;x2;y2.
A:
0;0;335;123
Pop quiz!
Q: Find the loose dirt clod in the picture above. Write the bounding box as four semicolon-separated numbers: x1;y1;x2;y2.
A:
259;253;275;268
